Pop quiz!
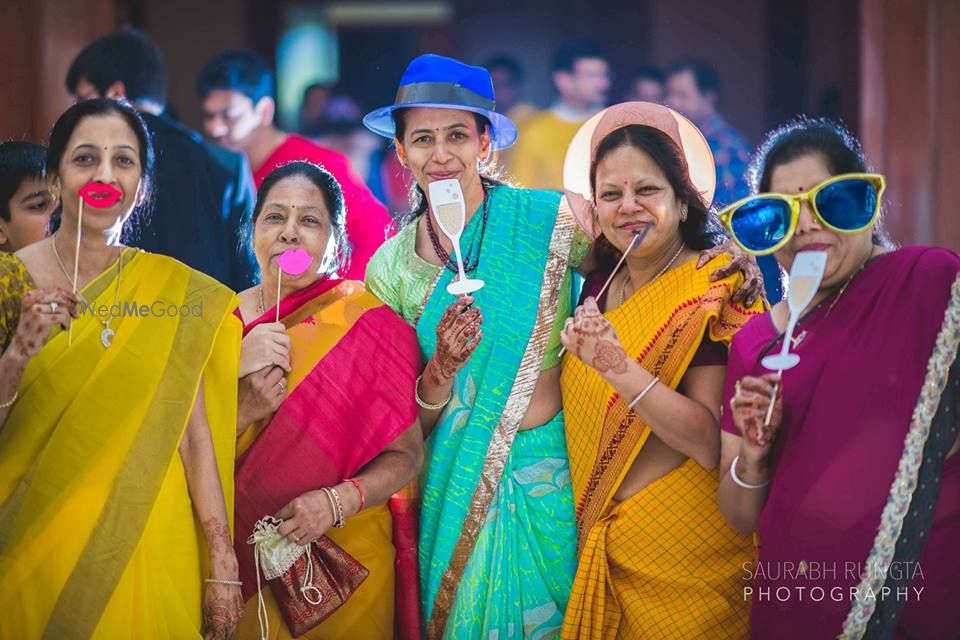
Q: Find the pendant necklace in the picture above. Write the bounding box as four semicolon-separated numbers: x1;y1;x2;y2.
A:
52;235;125;348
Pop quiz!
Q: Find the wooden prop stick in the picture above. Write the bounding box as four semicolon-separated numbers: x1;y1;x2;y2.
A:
275;270;282;323
559;225;650;358
763;376;780;428
68;199;84;345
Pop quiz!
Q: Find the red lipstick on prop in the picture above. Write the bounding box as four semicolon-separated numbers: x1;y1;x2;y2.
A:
78;182;122;209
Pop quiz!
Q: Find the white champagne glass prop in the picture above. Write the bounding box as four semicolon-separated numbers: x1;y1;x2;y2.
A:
428;179;485;296
761;250;827;371
760;250;826;430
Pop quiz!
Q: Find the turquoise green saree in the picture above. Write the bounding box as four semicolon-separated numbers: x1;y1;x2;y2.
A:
367;185;579;639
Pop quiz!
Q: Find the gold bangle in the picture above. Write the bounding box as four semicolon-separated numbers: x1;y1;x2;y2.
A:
204;578;242;586
0;390;17;409
415;374;452;410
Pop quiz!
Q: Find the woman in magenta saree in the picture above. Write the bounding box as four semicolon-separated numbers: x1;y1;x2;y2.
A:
230;161;424;639
717;119;960;639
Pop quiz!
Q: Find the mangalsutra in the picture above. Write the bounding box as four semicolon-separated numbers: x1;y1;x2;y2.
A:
52;235;125;348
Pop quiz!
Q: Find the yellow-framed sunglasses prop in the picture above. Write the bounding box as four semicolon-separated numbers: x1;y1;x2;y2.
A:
717;173;886;256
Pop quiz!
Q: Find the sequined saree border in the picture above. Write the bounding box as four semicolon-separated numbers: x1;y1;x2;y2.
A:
839;274;960;639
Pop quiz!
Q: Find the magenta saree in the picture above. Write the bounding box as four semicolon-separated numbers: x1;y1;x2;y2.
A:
722;246;960;639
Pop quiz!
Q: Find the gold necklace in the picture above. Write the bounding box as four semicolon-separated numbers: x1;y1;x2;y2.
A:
51;235;125;348
619;243;685;307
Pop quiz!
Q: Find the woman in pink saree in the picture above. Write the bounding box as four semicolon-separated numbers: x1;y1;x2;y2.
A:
231;161;423;639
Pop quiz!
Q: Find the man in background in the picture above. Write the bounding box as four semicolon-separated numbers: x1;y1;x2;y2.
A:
510;41;610;190
67;28;259;291
484;54;537;171
624;66;665;103
197;50;391;280
666;57;782;302
0;142;56;253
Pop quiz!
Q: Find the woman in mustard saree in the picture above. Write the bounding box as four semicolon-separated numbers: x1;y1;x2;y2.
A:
231;161;423;640
0;99;243;639
559;102;764;639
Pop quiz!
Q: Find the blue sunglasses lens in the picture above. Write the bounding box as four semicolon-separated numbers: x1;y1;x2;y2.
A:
815;178;878;230
729;198;791;253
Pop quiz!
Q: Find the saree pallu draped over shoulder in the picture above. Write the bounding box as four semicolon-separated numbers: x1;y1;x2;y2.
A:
0;250;241;640
233;278;422;640
718;247;960;639
416;186;580;640
560;255;763;640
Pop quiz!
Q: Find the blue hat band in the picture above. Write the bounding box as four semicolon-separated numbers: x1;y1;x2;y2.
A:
394;81;495;111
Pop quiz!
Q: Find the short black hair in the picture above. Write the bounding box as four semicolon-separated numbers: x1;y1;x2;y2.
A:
484;55;525;85
65;27;167;107
552;40;607;74
667;58;720;97
196;49;275;104
0;141;47;222
252;161;351;275
750;117;868;193
632;66;665;85
749;117;890;246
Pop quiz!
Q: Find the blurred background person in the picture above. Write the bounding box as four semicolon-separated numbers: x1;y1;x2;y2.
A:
510;40;610;189
197;49;392;280
298;81;333;137
667;57;782;303
484;54;537;172
66;27;259;292
314;93;382;191
0;142;56;253
623;65;665;103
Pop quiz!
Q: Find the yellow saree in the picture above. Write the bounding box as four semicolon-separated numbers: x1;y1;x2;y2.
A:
0;250;240;639
560;255;763;640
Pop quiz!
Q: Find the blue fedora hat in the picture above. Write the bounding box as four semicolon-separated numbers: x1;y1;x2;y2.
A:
363;54;518;150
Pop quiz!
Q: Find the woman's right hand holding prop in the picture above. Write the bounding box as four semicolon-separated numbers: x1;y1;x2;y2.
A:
427;295;482;383
730;373;783;462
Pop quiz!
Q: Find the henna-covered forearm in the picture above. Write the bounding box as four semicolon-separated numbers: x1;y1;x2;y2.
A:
179;380;238;574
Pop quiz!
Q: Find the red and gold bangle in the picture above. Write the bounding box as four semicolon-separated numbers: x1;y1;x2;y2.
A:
344;477;365;512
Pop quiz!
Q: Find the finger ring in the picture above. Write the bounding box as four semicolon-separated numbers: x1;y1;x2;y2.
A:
276;382;286;393
50;302;59;313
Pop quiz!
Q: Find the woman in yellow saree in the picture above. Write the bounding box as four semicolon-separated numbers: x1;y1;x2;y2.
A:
0;99;243;639
558;103;764;639
231;161;423;640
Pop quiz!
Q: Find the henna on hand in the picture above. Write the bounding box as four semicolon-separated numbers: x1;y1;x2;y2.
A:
432;297;482;381
592;339;629;374
202;582;243;640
